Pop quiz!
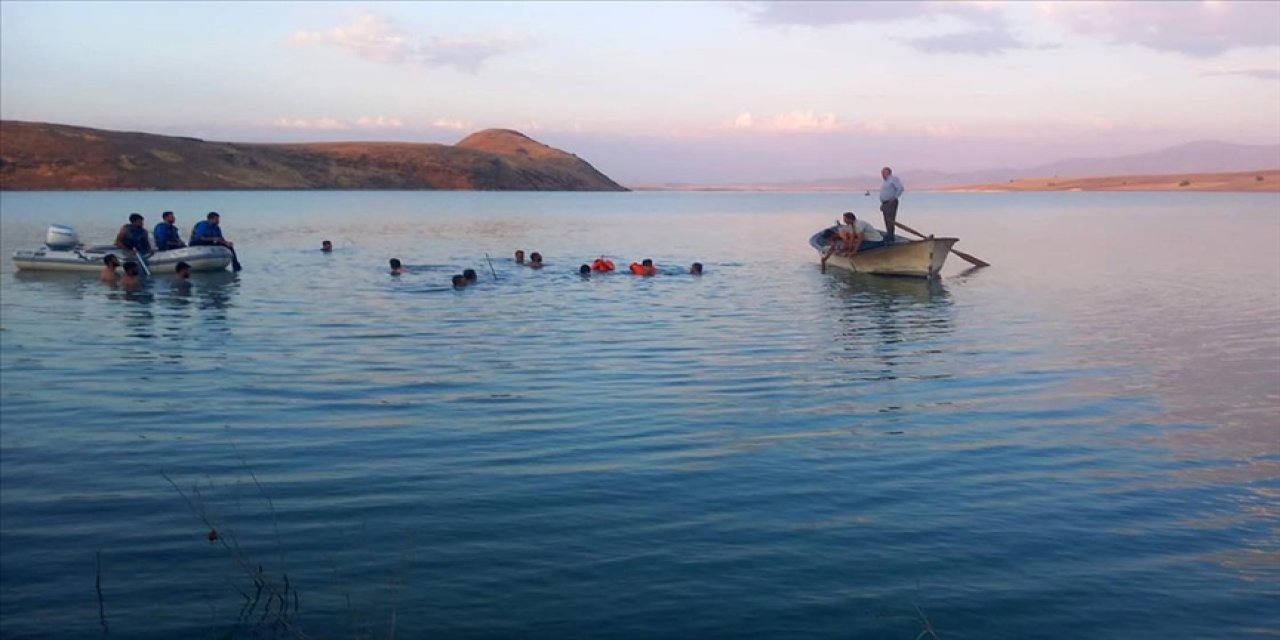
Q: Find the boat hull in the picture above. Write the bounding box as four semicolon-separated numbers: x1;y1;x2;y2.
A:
811;228;957;278
12;245;234;272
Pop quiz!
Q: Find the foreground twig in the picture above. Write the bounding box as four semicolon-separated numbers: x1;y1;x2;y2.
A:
161;471;310;639
95;550;109;637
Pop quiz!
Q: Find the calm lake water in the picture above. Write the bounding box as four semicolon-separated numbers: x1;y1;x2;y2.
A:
1;190;1278;639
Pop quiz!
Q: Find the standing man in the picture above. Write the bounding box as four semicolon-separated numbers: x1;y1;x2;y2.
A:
114;213;152;256
879;166;905;244
190;211;242;271
153;211;186;251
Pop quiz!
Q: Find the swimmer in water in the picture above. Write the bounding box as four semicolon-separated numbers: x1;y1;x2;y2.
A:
100;254;121;283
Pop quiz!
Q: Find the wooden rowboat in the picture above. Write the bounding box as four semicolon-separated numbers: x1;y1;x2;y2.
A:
810;227;958;278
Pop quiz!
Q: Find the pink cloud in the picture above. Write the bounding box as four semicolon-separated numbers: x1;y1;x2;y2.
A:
271;116;405;130
728;110;840;132
272;117;348;130
431;118;470;130
745;1;1035;55
1198;64;1280;80
289;14;526;72
1039;1;1280;58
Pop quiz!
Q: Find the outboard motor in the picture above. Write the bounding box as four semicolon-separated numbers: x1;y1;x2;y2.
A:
45;224;80;250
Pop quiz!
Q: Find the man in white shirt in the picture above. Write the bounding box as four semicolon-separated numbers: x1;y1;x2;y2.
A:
820;212;886;270
879;166;904;243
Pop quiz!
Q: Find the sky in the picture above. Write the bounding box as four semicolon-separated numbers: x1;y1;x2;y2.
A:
2;0;1278;184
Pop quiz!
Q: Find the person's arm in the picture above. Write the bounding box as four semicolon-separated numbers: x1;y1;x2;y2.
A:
849;230;865;255
820;241;838;271
114;226;131;250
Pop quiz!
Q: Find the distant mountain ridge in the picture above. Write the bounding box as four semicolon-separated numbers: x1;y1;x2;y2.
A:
635;140;1280;191
0;121;626;191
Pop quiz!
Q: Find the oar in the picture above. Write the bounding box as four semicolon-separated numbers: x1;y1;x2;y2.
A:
227;245;242;271
134;250;152;277
484;252;498;281
894;221;990;267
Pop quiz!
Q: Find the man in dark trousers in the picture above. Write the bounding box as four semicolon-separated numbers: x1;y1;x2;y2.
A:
189;211;242;271
879;166;905;244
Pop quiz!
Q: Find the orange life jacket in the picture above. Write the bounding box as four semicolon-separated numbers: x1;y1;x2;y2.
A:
629;262;656;276
592;258;615;272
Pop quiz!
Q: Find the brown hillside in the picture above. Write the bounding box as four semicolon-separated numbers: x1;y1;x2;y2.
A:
0;121;626;191
456;129;567;160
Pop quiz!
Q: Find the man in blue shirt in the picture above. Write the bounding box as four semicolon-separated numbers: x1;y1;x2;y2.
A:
113;213;152;255
153;211;186;251
879;166;905;243
190;211;242;271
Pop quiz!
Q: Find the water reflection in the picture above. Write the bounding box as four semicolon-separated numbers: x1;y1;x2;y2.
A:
191;271;240;312
12;270;99;300
822;273;955;387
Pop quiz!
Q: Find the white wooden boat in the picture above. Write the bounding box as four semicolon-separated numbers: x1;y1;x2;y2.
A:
810;226;958;278
12;224;233;272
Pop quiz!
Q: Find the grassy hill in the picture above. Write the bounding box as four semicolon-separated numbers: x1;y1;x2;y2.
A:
0;121;627;191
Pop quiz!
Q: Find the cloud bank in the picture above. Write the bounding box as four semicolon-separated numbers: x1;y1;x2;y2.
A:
290;14;526;72
1042;2;1280;58
271;116;405;130
746;1;1280;58
730;111;841;132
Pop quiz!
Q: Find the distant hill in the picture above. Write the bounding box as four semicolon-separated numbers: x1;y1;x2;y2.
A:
0;121;626;191
633;141;1280;191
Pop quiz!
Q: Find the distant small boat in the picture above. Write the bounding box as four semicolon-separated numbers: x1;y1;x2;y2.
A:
12;224;234;272
810;226;957;278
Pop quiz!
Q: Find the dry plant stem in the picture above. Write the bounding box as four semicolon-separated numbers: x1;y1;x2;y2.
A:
95;550;109;637
161;471;311;640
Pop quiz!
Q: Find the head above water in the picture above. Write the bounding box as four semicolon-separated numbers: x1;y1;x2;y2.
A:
122;261;140;276
463;268;478;282
530;252;543;263
321;240;332;252
451;274;467;287
103;255;120;267
389;258;402;269
641;258;653;267
514;249;525;262
579;264;591;275
690;262;703;274
175;261;191;278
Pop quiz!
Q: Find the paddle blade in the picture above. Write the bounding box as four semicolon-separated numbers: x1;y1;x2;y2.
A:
951;248;989;267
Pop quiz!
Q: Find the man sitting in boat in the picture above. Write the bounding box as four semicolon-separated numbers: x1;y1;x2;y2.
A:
114;213;152;256
820;212;886;269
153;211;186;251
189;212;234;250
190;211;243;271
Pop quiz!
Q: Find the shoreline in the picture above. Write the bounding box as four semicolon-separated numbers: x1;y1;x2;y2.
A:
935;169;1280;193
